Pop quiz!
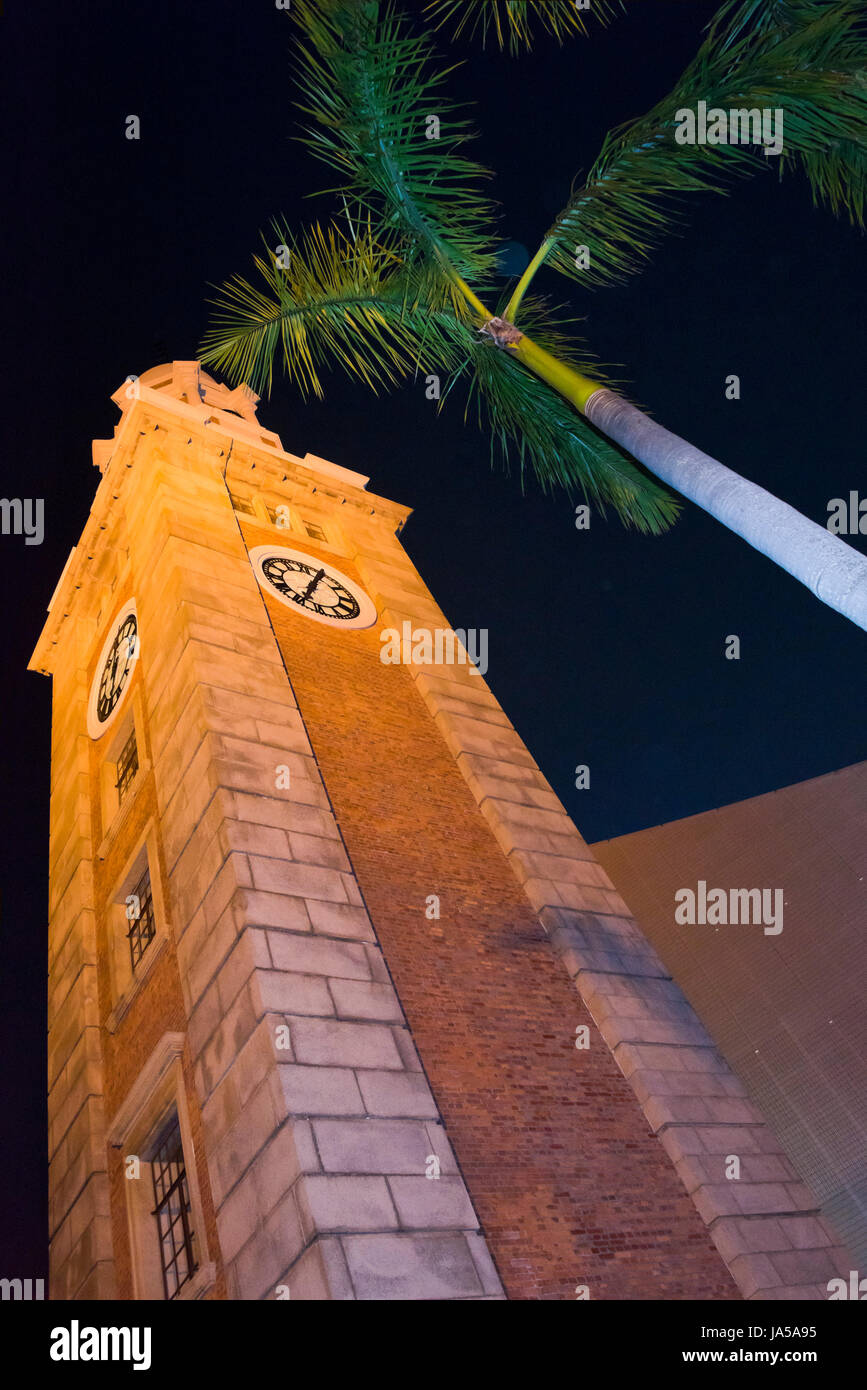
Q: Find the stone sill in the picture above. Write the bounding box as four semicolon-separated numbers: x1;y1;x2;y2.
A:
176;1263;217;1301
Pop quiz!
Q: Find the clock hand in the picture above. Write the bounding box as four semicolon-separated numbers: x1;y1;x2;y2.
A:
300;568;326;602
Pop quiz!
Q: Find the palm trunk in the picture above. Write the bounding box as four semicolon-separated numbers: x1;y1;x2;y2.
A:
583;389;867;633
498;326;867;633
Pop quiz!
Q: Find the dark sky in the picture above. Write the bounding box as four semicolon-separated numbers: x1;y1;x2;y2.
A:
1;0;865;1275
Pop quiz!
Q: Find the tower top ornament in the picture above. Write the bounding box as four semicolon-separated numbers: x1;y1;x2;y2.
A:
112;361;260;423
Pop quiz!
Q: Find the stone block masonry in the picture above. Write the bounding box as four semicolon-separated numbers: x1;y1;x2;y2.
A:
251;513;741;1301
116;431;501;1299
342;522;849;1301
33;362;850;1301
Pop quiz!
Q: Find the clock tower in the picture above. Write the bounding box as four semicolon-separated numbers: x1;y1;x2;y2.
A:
31;362;848;1300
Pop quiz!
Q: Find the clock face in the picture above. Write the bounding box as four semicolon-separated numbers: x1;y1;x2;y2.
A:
249;545;377;630
87;599;139;739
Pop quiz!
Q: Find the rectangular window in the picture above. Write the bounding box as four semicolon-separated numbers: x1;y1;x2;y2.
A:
99;708;143;838
115;728;140;805
229;493;255;515
150;1113;198;1300
304;521;327;541
127;864;156;973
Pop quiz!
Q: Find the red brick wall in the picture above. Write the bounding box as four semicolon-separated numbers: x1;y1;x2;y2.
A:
245;525;738;1300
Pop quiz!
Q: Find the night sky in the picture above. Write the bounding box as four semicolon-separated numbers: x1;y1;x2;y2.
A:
2;0;865;1277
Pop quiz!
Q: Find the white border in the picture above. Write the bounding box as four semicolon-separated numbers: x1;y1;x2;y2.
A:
86;598;140;740
249;544;377;630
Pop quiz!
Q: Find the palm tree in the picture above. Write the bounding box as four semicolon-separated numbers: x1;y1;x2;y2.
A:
200;0;867;631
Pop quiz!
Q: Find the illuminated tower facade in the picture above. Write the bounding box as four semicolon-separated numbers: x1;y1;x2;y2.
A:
31;363;849;1300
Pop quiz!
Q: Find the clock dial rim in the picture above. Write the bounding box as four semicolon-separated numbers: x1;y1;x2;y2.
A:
249;545;377;630
86;598;140;740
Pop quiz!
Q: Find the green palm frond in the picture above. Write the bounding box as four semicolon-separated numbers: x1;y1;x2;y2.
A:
438;309;679;532
290;0;498;281
710;0;843;49
201;215;676;530
423;0;622;53
199;218;466;399
498;292;615;379
538;0;867;291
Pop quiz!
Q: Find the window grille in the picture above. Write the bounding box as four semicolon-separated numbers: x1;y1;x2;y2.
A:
115;728;139;803
150;1114;197;1300
127;864;156;972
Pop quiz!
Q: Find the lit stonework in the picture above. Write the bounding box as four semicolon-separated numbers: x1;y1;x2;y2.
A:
31;362;851;1300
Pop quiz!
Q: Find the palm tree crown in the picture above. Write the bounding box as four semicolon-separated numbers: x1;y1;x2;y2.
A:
201;0;867;627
